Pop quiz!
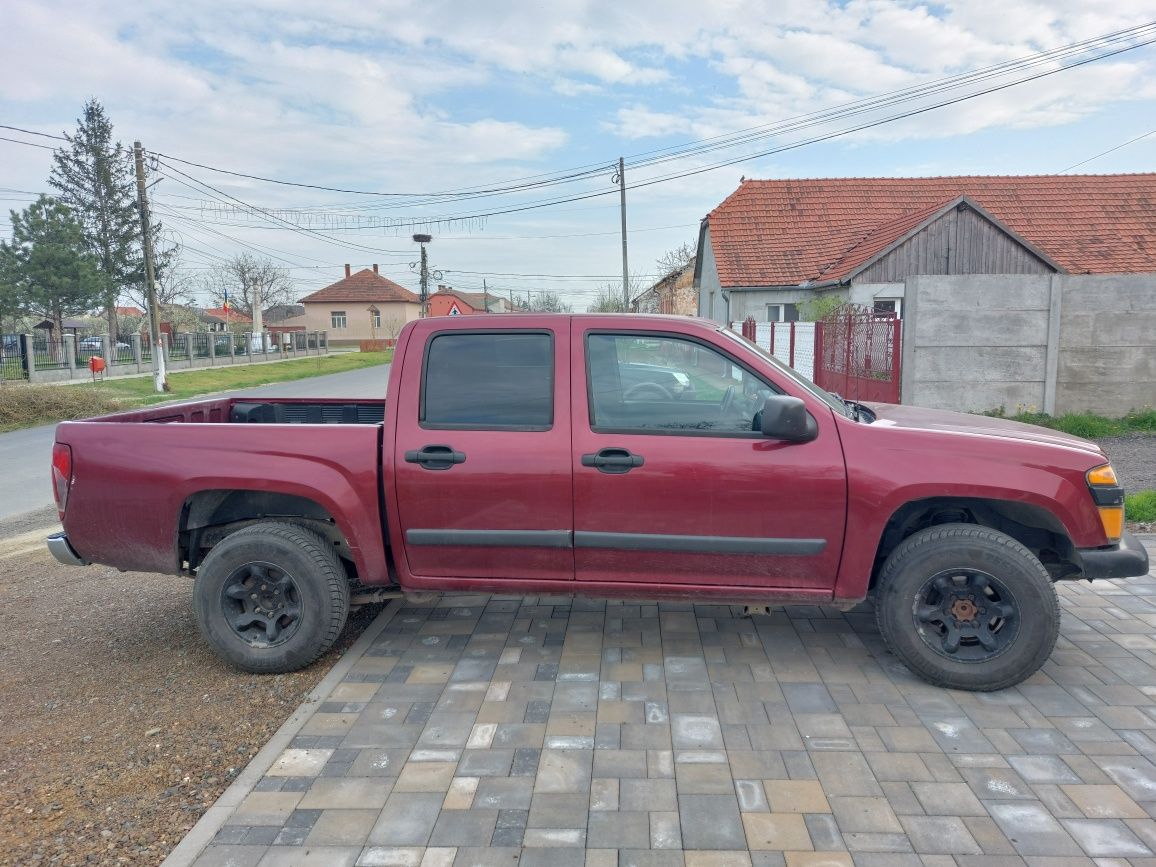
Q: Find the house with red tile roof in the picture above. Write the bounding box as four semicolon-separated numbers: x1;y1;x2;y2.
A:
428;285;511;316
298;265;420;345
695;174;1156;324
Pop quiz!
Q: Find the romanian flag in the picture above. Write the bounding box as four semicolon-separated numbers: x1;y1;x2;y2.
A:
222;288;230;314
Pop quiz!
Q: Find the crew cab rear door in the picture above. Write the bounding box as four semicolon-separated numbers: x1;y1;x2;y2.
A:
392;321;574;581
570;320;846;593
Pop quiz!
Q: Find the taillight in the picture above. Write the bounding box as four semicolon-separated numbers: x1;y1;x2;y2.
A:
51;443;72;519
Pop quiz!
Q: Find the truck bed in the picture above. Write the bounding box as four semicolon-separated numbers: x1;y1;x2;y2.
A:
89;397;386;426
54;396;390;582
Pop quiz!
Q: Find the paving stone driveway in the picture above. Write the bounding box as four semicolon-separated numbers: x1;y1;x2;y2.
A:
187;543;1156;867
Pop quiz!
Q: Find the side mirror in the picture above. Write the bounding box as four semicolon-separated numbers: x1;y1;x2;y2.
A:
760;395;818;442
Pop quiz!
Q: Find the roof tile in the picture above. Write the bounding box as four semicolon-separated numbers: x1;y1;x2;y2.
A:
707;174;1156;286
300;269;419;304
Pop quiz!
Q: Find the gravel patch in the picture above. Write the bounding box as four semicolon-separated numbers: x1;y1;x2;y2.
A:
0;541;380;866
1095;433;1156;492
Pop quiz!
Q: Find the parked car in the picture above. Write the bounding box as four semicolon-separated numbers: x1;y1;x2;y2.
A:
617;361;696;400
78;336;130;353
47;315;1148;688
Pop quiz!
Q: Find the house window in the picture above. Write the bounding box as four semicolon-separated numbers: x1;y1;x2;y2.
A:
370;310;381;328
873;298;902;319
331;311;347;329
766;303;799;322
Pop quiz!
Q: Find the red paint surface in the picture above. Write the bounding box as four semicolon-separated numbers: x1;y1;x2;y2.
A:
57;315;1113;604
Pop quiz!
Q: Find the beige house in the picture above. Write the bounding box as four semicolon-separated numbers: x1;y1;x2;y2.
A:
298;265;420;346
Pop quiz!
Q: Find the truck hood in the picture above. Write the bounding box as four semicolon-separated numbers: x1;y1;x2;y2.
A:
865;403;1105;457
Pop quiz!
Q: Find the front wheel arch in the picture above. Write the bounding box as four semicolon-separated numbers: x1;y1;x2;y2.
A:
869;496;1079;589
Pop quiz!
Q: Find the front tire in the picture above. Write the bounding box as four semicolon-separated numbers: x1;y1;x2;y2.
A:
875;523;1059;691
194;522;350;673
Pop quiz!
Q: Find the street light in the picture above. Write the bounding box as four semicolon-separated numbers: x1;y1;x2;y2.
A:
413;234;432;318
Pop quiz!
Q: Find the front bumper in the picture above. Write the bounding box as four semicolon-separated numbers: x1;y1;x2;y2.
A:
1077;531;1150;580
46;532;89;567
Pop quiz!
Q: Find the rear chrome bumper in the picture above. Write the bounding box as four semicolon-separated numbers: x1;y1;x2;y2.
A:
46;532;89;567
1077;531;1150;580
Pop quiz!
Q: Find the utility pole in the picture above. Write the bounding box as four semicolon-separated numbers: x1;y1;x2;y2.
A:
483;278;490;314
413;234;432;317
133;142;169;393
615;156;630;309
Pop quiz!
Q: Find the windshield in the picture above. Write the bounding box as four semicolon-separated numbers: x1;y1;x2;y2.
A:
717;327;852;418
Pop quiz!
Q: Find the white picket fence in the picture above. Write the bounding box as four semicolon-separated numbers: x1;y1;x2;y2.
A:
732;321;817;382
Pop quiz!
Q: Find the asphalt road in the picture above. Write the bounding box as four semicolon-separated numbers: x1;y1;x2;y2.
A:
0;362;390;523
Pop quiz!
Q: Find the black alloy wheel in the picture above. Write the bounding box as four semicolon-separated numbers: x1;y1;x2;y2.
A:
912;569;1019;662
220;561;303;647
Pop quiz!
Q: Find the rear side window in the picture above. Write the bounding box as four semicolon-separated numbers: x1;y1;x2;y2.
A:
421;332;553;430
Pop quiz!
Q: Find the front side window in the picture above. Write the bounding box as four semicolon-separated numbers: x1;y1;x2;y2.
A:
586;333;776;435
422;332;553;429
331;310;347;329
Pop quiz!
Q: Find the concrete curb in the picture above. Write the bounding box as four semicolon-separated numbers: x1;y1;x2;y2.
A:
160;599;402;866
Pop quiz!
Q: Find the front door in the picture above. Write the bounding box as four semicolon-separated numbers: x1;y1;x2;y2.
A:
571;324;846;592
393;326;573;582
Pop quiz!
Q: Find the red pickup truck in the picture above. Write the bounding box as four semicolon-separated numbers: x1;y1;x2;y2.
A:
47;315;1147;690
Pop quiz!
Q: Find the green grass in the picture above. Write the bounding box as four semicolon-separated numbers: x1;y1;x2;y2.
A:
1127;490;1156;523
982;407;1156;438
0;352;391;432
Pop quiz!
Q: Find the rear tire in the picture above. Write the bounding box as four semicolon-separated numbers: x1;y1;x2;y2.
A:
875;523;1059;691
194;522;350;673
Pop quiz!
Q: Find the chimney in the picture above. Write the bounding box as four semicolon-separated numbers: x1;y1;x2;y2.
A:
344;264;351;278
372;264;379;274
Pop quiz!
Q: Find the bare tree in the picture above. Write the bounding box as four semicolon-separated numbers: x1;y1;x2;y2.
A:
380;316;406;342
124;243;194;316
589;272;648;313
202;253;294;332
655;241;696;277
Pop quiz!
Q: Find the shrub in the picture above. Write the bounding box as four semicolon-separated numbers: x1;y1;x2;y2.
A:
1126;490;1156;524
0;383;127;431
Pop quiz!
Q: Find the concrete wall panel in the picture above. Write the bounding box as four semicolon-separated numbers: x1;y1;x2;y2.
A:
913;346;1046;382
913;309;1049;346
905;273;1155;416
907;380;1045;413
914;274;1051;312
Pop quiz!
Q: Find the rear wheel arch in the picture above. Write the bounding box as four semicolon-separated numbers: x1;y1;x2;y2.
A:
179;489;357;579
869;496;1079;590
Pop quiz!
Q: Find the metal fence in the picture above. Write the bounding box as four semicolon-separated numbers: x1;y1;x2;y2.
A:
189;333;211;358
32;337;69;371
112;336;136;366
1;342;27;381
167;335;189;360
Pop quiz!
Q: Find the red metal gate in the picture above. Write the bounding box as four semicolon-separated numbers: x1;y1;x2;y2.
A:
813;308;902;404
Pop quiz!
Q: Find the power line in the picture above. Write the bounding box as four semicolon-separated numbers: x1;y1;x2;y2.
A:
143;21;1156;209
1059;127;1156;172
0;124;68;141
149;29;1156;235
0;135;56;151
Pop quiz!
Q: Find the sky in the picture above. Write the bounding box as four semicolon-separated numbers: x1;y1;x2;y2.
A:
2;0;1155;311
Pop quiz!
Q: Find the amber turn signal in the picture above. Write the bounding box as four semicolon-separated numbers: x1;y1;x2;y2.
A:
1087;464;1118;486
1098;506;1124;542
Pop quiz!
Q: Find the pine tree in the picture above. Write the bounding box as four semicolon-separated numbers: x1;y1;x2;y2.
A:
2;196;104;336
49;99;143;340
